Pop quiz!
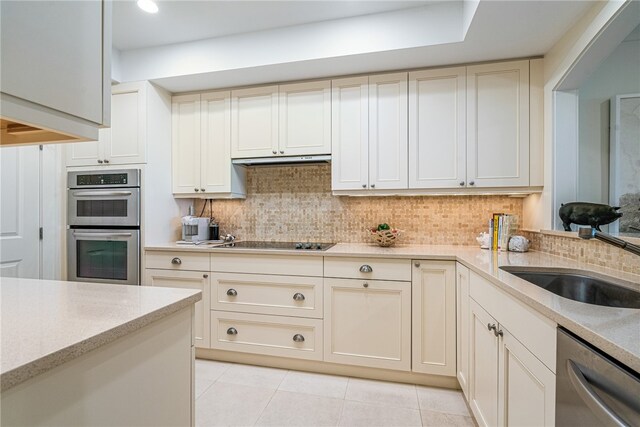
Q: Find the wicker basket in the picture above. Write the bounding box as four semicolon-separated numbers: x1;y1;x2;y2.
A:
368;228;402;247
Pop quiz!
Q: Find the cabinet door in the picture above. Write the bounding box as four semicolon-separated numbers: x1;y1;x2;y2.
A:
467;60;530;187
279;80;331;156
498;327;556;427
324;278;411;371
143;269;210;348
172;94;201;196
469;299;499;427
369;73;408;190
456;263;471;397
201;91;231;193
66;134;104;167
231;86;279;159
331;76;369;190
105;83;147;165
411;260;456;376
409;67;466;189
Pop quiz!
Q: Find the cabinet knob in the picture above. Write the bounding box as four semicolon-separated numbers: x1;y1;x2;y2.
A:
414;262;421;268
359;264;373;273
97;159;104;164
363;282;369;288
226;327;238;335
194;188;200;192
469;181;475;186
495;329;504;338
272;150;277;155
103;159;109;164
370;184;375;188
279;150;284;154
362;184;367;188
203;274;208;278
171;257;182;265
200;188;206;192
487;323;496;332
293;334;305;343
459;181;465;186
293;293;305;302
227;288;237;297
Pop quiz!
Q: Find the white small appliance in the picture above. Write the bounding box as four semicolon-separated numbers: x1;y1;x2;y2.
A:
181;206;211;242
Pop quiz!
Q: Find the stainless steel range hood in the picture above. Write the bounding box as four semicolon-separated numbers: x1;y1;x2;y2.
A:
232;155;331;166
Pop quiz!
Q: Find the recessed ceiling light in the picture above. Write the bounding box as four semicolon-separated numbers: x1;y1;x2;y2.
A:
137;0;158;14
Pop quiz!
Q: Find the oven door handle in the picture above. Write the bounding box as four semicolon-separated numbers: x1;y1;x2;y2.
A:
72;232;133;238
72;191;133;197
567;360;628;427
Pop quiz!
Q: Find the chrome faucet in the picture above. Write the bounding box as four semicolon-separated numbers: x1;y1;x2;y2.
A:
578;227;640;256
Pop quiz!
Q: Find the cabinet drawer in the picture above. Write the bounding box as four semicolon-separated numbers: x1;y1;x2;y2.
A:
211;253;323;277
469;271;556;372
211;273;323;318
324;257;411;281
211;311;322;361
145;251;210;271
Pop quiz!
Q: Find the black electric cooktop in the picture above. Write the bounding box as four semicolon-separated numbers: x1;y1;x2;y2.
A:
216;241;336;251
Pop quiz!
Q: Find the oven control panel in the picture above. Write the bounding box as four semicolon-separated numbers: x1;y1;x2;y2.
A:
76;173;128;186
68;170;140;189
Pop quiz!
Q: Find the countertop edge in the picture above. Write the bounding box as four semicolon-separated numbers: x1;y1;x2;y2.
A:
1;292;202;392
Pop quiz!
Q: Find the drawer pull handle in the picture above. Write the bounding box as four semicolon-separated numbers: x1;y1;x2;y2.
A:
363;282;369;288
359;264;373;273
293;293;305;302
494;329;504;338
203;274;209;279
171;257;182;265
227;289;238;297
227;327;238;335
414;262;421;268
487;323;497;332
293;334;305;343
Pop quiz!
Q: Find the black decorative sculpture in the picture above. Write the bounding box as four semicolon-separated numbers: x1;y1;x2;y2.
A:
559;202;622;231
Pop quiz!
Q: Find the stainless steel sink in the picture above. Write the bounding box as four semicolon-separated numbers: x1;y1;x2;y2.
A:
499;267;640;309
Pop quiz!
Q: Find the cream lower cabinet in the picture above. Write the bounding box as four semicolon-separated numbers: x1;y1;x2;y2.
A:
411;260;456;376
144;268;211;349
324;278;411;371
456;263;470;395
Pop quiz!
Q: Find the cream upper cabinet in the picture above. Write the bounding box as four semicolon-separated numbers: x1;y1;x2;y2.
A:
324;278;411;371
278;81;331;156
409;67;466;189
467;60;530;187
456;263;470;396
369;73;408;190
411;260;456;376
144;268;210;349
331;76;369;190
231;86;279;159
66;82;147;167
172;91;246;198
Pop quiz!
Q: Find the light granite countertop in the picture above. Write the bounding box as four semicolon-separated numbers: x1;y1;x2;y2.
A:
0;278;202;392
146;242;640;372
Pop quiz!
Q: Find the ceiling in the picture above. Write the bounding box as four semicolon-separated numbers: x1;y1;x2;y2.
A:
113;0;437;50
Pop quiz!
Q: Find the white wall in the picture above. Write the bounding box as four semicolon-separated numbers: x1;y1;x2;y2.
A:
577;37;640;203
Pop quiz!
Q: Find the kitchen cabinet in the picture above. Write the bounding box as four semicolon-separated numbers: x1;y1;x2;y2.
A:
172;91;246;198
66;82;147;167
324;278;411;371
331;73;408;191
144;268;211;349
467;60;530;187
230;81;331;159
409;67;466;189
0;1;111;145
456;263;470;396
411;260;456;376
467;271;556;427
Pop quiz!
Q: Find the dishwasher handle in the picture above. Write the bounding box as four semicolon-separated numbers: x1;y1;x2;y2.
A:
567;360;629;427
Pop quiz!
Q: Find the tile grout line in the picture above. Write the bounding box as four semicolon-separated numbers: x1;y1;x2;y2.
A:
252;368;290;426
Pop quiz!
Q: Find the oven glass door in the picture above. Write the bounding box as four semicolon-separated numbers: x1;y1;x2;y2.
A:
67;188;140;227
67;229;140;285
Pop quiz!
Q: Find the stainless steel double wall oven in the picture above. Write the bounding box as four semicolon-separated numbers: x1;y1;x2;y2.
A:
67;169;141;285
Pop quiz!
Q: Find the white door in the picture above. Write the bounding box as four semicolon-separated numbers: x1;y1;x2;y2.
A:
467;60;530;188
331;76;369;191
66;137;103;167
411;260;456;376
105;82;147;165
369;72;408;190
171;94;201;196
278;80;331;156
231;86;279;159
0;146;40;278
409;67;466;189
201;90;232;194
456;263;471;397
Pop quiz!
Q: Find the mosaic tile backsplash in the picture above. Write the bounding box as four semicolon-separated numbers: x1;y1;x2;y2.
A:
195;164;523;246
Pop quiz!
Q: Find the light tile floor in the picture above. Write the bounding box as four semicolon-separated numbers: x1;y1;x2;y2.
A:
196;359;475;427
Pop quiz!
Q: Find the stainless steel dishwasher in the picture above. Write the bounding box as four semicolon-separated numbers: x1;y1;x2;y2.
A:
556;327;640;427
